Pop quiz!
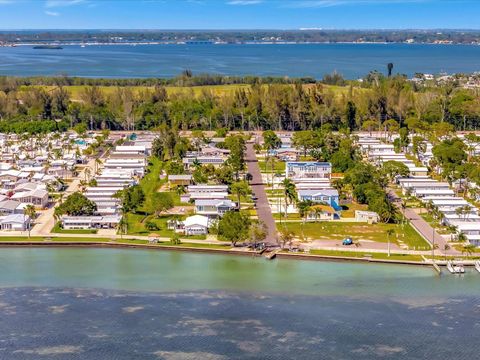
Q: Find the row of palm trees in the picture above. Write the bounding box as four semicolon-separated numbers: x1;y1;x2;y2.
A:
424;200;472;242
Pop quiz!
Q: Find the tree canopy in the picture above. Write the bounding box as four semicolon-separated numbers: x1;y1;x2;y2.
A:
55;192;97;217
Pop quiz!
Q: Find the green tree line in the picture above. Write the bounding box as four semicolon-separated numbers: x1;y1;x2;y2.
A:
1;72;480;134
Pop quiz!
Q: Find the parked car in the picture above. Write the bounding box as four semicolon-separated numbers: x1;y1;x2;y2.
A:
342;237;353;246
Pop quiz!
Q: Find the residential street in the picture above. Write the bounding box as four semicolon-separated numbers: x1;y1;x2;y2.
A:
246;142;278;246
31;156;98;236
388;190;460;256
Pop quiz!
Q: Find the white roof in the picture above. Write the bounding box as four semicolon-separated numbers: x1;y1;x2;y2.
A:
414;189;455;195
184;215;209;228
115;145;146;152
450;222;480;231
0;214;29;224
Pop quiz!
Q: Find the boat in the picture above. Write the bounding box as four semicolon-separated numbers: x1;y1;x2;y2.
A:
33;45;63;50
446;261;465;274
475;261;480;273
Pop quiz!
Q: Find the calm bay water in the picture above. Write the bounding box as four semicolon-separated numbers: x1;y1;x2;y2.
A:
0;43;480;78
0;248;479;359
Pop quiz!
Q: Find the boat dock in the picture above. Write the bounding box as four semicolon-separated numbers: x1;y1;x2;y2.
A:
265;249;281;260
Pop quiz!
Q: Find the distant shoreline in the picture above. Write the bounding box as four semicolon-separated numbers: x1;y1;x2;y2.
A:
2;41;480;47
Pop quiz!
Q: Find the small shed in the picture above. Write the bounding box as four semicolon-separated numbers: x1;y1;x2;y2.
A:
355;210;380;224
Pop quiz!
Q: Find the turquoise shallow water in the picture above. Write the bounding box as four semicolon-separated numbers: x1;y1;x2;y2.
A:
0;248;479;359
0;247;478;298
1;43;480;78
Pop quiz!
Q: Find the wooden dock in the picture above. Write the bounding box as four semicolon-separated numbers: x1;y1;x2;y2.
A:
265;249;281;260
432;262;442;275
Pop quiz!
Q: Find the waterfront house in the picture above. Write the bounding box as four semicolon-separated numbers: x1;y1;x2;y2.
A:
0;214;30;231
194;199;236;218
61;215;121;230
183;215;210;235
305;204;338;221
297;189;341;210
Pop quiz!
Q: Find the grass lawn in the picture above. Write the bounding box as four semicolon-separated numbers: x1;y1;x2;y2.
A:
125;213;206;240
0;236;114;242
52;222;98;234
138;157;165;213
26;83;370;101
266;189;284;195
420;213;455;234
340;202;368;218
126;213;176;237
274;213;302;220
0;236;227;250
308;249;424;262
26;84;253;99
258;160;286;173
278;221;431;249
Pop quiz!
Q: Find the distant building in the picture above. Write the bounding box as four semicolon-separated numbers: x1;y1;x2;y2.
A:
297;189;341;210
285;162;331;180
168;174;193;187
355;210;380;224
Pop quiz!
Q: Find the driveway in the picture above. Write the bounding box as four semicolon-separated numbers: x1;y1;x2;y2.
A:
246;143;278;246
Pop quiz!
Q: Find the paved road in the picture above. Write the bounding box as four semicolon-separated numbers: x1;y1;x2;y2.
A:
388;190;460;255
246;142;278;246
31;156;98;236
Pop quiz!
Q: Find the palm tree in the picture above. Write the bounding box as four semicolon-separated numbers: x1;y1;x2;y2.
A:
78;180;88;193
386;228;395;257
443;244;450;261
296;200;312;239
230;181;250;210
462;244;475;258
24;204;36;238
117;215;128;239
457;232;468;243
94;158;103;175
354;240;362;257
279;227;294;250
84;167;92;182
312;206;323;221
281;178;297;219
175;185;187;197
58;192;65;205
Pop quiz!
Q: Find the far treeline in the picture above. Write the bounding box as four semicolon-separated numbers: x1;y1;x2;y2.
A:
2;29;480;44
0;70;479;134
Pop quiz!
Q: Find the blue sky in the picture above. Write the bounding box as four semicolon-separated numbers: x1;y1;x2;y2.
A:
0;0;479;30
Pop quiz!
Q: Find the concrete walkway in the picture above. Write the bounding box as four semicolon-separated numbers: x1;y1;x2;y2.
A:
246;142;278;246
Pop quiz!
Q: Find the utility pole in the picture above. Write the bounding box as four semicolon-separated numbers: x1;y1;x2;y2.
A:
432;227;435;262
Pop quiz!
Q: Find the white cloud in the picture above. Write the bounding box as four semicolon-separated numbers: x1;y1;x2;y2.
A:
45;0;85;8
227;0;263;5
45;10;60;16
